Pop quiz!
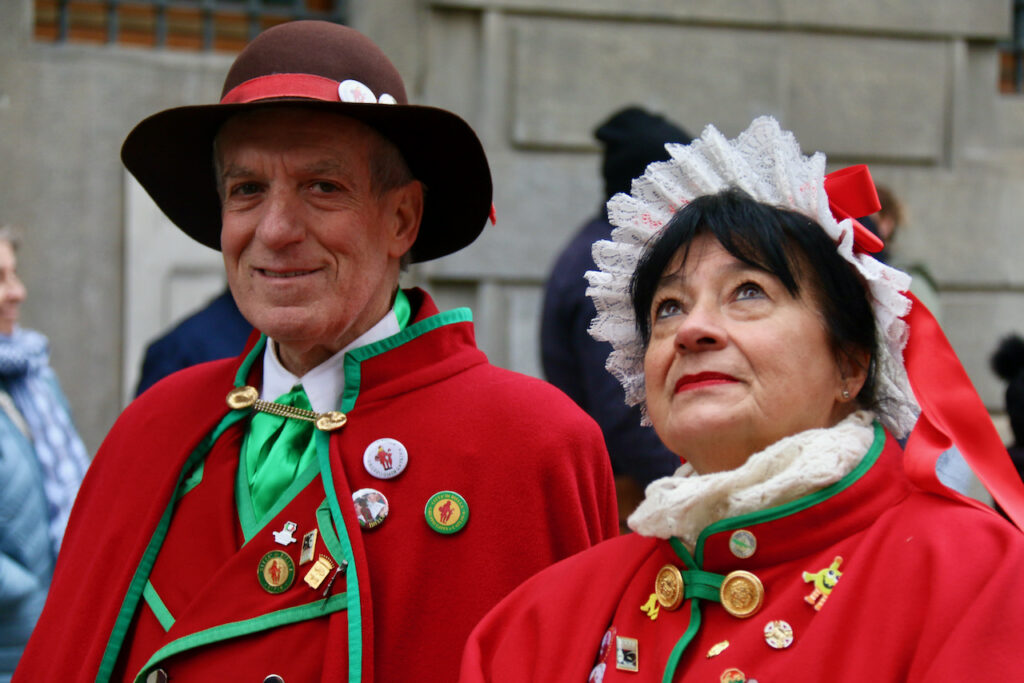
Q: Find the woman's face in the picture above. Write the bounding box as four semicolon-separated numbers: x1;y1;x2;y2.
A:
0;241;25;336
642;233;865;474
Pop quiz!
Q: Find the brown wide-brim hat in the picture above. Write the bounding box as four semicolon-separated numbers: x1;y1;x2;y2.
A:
121;20;493;263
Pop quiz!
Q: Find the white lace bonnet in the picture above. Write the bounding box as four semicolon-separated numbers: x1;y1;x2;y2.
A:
585;115;920;438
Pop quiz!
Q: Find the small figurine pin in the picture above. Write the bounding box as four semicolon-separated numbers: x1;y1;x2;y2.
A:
640;593;660;621
802;555;843;611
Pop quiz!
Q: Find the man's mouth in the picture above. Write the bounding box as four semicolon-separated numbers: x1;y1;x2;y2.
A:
258;268;315;278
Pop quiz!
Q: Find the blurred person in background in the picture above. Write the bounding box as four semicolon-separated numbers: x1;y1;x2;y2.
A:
0;225;89;680
134;287;251;396
542;106;691;531
991;334;1024;516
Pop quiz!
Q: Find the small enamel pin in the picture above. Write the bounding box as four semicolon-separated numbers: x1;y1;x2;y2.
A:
273;521;298;546
802;556;843;611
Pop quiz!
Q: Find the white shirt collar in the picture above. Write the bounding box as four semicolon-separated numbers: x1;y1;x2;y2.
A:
261;308;401;413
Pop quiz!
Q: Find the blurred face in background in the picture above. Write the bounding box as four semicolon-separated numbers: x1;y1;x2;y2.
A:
0;240;26;335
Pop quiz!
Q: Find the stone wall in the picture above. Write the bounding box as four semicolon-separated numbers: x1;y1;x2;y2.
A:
0;0;1021;453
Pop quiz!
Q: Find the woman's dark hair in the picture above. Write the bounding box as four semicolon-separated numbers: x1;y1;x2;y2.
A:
630;187;878;407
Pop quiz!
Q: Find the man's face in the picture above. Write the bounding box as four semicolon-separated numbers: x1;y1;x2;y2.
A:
217;108;421;375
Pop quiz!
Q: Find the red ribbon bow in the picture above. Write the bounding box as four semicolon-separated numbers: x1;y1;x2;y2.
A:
824;165;884;254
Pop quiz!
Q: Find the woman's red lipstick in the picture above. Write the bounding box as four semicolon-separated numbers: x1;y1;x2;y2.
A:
675;372;738;393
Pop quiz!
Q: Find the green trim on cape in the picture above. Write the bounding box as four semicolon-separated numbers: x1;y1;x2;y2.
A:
132;593;349;682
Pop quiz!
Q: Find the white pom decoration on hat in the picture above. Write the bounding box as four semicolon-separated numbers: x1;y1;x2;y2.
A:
586;116;920;438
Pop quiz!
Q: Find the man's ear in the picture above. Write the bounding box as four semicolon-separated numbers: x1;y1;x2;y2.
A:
386;180;424;260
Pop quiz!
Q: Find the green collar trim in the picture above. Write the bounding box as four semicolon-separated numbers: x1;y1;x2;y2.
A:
687;421;885;566
393;289;411;329
236;456;321;544
234;335;267;387
132;592;349;682
96;409;249;683
143;581;175;632
340;307;472;413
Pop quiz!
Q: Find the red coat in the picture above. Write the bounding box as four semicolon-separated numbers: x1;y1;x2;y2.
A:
16;289;618;682
462;424;1024;682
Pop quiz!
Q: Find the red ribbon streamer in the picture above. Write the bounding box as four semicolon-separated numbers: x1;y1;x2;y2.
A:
902;292;1024;529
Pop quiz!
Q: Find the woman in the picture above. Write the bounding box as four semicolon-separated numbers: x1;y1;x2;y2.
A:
460;118;1024;681
0;226;89;680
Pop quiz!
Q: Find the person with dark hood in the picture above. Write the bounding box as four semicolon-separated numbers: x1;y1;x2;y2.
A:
991;334;1024;509
541;106;691;530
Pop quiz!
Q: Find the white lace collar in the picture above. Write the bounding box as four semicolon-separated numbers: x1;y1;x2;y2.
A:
628;410;877;549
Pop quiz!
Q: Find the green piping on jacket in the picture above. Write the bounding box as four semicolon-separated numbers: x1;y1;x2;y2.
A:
133;593;349;682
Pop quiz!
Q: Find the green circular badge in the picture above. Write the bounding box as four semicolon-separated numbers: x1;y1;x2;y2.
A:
425;490;469;534
257;549;295;594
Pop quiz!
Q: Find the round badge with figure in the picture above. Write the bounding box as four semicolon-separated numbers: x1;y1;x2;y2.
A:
362;437;409;479
424;490;469;534
257;549;295;594
352;488;390;530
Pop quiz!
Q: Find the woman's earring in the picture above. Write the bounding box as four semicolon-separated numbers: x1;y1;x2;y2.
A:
841;388;851;400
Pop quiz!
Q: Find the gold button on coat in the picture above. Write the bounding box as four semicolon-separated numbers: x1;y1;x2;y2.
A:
719;570;764;618
654;564;685;610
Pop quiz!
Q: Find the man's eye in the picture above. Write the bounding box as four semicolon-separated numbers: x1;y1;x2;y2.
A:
231;182;262;196
311;181;340;193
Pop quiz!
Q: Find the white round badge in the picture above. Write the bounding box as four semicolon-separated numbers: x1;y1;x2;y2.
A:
362;438;409;479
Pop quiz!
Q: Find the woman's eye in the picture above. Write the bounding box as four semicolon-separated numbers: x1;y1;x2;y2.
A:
735;282;765;301
654;299;683;319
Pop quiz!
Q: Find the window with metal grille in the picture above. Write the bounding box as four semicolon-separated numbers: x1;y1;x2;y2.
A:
1001;0;1024;93
34;0;347;52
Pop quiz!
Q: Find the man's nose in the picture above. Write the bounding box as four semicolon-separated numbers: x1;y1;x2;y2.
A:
255;189;305;247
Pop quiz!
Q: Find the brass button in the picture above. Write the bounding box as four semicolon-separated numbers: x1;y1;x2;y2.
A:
226;385;258;409
719;570;764;618
654;564;684;610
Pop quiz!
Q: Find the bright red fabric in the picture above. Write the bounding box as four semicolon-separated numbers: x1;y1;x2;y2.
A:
462;433;1024;682
15;289;618;681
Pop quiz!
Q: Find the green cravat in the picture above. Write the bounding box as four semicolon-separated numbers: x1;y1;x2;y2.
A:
243;384;317;521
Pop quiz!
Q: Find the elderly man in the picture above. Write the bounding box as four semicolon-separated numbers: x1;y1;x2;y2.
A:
16;21;616;682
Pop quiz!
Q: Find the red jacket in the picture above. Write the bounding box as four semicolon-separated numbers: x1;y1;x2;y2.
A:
462;424;1024;682
17;289;618;682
